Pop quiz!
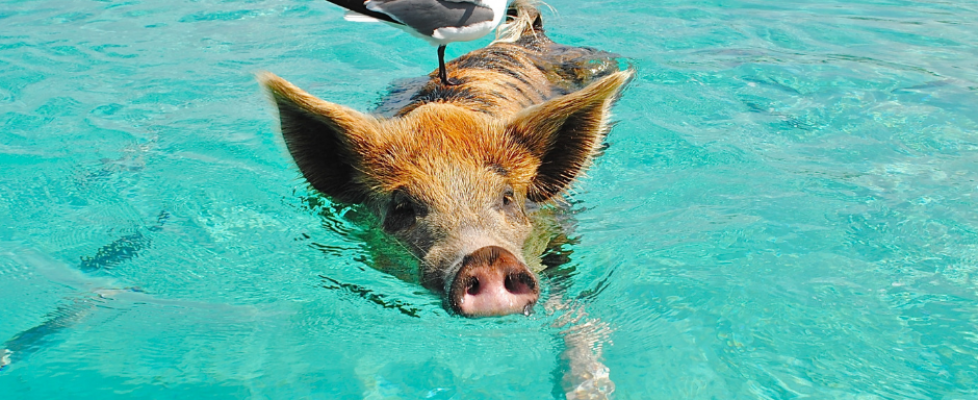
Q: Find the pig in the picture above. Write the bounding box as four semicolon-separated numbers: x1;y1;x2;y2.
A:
260;1;632;317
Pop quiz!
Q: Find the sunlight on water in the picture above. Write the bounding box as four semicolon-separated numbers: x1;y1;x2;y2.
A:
2;0;977;398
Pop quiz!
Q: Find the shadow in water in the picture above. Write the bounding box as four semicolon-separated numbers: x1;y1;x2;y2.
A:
1;211;170;372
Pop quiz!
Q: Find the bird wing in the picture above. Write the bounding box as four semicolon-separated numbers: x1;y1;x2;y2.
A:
365;0;494;36
442;0;508;7
323;0;401;24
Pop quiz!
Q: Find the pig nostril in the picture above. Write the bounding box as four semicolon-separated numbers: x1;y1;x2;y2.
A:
466;277;480;295
504;272;535;294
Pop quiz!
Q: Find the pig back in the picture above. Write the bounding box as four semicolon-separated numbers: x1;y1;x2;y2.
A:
373;8;623;118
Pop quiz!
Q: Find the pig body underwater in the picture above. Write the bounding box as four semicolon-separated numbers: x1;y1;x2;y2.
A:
261;1;632;317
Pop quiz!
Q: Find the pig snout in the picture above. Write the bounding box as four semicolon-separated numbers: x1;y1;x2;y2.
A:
448;246;540;317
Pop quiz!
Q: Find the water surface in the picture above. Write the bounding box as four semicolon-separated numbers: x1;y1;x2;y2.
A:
2;0;977;398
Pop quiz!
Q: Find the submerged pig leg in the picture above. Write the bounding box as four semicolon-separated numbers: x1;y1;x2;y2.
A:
547;298;616;400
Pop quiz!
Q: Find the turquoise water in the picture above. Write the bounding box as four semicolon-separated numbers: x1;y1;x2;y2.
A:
2;0;978;398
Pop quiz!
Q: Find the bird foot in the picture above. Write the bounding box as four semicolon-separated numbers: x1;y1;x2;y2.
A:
439;76;462;86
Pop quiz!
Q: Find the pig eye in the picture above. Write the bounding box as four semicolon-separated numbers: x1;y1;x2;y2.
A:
502;190;514;206
498;186;518;215
384;191;424;232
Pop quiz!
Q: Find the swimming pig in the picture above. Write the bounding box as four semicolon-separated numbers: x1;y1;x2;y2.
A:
261;2;631;317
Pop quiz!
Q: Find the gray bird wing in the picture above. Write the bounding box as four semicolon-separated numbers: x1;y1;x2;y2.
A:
366;0;494;36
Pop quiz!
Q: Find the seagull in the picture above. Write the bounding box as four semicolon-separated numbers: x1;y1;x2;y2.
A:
322;0;511;85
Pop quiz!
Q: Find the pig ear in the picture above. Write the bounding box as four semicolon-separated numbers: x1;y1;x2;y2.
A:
259;72;376;204
507;70;633;202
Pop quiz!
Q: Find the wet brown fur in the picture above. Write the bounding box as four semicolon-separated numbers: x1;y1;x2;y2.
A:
260;0;632;297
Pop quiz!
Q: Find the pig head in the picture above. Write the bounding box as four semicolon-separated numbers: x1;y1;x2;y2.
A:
261;70;631;317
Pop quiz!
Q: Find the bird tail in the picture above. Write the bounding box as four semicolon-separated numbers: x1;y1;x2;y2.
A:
493;0;549;44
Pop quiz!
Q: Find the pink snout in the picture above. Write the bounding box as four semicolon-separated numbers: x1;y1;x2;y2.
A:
449;246;540;317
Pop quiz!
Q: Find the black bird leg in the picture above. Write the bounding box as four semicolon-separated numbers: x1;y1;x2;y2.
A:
437;45;458;86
